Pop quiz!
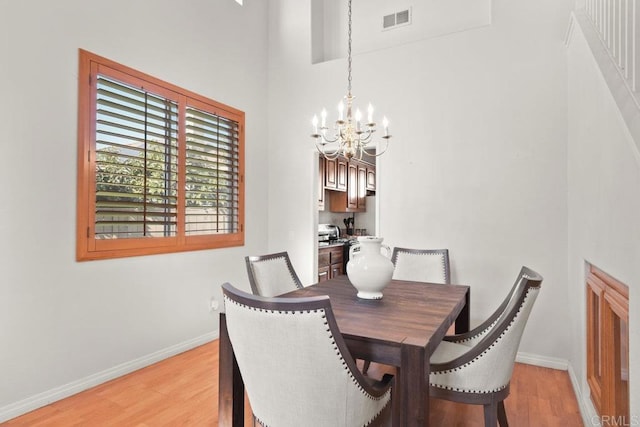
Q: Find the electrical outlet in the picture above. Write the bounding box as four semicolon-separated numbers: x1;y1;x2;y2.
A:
210;297;220;311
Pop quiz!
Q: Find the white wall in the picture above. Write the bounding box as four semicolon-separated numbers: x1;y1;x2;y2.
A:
7;0;637;422
0;0;269;419
267;1;322;283
380;0;574;362
313;0;492;63
269;0;574;362
567;16;640;422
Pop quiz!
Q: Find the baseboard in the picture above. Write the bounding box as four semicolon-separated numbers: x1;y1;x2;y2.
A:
516;351;569;370
567;363;599;426
0;331;218;423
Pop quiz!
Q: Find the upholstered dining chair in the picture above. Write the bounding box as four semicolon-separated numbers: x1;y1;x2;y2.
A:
391;247;451;284
245;251;304;297
428;266;543;427
222;282;394;427
362;247;451;375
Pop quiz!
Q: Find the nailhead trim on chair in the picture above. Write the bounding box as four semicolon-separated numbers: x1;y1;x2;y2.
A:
224;296;392;427
430;288;538;394
430;384;508;394
454;318;499;344
256;408;393;427
224;297;388;401
252;255;300;294
397;250;447;281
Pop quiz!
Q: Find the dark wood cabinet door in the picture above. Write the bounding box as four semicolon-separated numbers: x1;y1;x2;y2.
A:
330;263;344;278
318;155;325;210
366;164;376;191
336;157;348;191
319;245;346;280
357;163;367;210
329;246;343;265
318;249;331;267
318;266;330;282
325;158;337;189
346;162;358;209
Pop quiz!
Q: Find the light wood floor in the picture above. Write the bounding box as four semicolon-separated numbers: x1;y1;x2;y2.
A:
3;341;584;426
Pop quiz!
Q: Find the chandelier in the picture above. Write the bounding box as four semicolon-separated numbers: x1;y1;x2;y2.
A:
311;0;391;160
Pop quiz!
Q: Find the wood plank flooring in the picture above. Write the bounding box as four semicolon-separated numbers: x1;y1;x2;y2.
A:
2;341;584;426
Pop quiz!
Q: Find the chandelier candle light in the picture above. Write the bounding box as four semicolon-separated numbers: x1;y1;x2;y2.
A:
311;0;391;160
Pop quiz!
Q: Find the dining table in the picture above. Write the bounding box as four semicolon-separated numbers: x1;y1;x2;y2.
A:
218;275;471;427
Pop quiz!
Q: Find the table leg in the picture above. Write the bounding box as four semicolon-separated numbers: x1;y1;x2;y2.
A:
218;313;244;427
455;288;471;334
392;367;402;426
399;343;428;426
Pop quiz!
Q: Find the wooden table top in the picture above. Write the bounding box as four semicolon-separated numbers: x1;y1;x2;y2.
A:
282;275;470;360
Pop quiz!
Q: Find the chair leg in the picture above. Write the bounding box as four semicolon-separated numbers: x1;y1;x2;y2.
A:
362;360;371;375
497;400;508;427
483;402;498;427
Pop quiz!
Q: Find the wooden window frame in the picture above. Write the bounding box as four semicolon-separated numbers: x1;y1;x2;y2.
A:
77;49;244;261
586;264;629;424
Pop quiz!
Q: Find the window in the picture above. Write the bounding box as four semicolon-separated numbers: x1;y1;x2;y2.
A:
77;49;244;260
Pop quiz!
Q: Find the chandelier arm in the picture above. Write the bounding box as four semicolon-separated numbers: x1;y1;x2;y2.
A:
317;133;341;144
315;141;343;160
323;151;342;160
357;128;375;143
361;137;390;157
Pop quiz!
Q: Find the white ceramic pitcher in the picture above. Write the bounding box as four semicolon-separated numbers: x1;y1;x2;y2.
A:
347;236;394;299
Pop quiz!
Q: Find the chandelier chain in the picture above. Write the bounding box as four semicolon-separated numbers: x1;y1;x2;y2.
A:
347;0;352;96
310;0;391;160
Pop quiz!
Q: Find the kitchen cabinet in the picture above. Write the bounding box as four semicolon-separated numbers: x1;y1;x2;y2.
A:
318;244;344;282
328;158;372;212
325;157;337;189
366;163;376;191
357;162;367;210
347;161;359;210
318;265;330;282
324;157;347;192
330;262;343;278
318;155;325;210
336;157;348;191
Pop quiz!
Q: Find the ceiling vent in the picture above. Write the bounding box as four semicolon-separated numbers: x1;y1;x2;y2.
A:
382;7;412;31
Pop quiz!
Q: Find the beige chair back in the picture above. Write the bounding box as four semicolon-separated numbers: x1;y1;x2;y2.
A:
245;251;303;297
222;283;392;427
391;247;451;284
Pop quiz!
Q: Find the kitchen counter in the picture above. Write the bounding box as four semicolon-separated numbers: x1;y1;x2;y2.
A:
318;241;346;248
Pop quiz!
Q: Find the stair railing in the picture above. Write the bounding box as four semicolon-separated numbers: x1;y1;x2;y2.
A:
585;0;640;94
